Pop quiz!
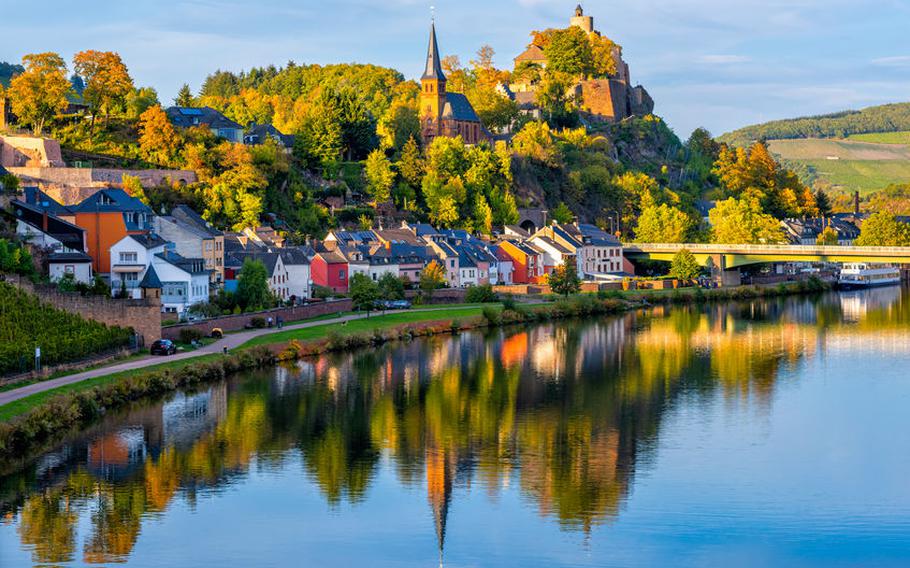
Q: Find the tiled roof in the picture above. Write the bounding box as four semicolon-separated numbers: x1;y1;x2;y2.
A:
138;265;162;288
131;234;168;250
279;247;311;266
171;205;222;236
245;123;295;148
166;106;243;131
72;189;151;214
156;250;209;275
514;44;546;63
444;93;480;122
422;22;446;81
48;252;92;263
22;187;73;216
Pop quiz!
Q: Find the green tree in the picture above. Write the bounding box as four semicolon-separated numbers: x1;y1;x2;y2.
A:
548;259;581;297
419;260;447;301
125;86;159;119
709;197;786;244
816;227;839;246
350;273;380;314
236;259;273;310
396;136;424;190
550;202;574;224
472;193;493;235
377;272;405;300
634;204;693;243
669;249;700;281
855;212;910;246
8;52;71;135
545;27;594;77
175;83;195;107
815;190;832;217
364;149;394;203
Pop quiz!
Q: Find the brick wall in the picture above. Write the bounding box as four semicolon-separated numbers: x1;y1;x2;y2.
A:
8;276;162;344
8;167;197;204
404;288;467;303
162;299;354;340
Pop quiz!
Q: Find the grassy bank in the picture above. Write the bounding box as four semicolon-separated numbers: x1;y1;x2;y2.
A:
0;280;831;466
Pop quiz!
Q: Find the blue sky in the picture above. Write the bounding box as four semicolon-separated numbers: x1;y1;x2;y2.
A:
4;0;910;137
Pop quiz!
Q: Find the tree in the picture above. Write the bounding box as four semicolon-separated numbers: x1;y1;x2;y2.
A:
548;259;581;297
121;175;149;206
419;260;447;301
125;86;159;119
73;50;134;132
634;204;694;243
855;212;910;246
816;227;839;246
235;259;272;310
138;105;180;166
815;190;832;217
377;272;405;301
709;197;786;244
350;273;380;314
8;52;71;135
472;193;493;235
364;149;394;203
550;202;574;224
669;249;700;281
175;84;195;107
545;27;594;77
397;136;424;190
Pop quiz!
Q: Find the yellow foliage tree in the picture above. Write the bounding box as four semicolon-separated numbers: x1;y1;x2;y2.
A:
73;50;134;131
7;52;71;135
138;105;180;166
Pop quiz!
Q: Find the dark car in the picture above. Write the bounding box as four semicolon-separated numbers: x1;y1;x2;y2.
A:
150;339;177;356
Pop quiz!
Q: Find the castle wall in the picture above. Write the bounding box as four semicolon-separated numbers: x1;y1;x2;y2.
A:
0;135;66;167
8;167;197;204
579;79;630;122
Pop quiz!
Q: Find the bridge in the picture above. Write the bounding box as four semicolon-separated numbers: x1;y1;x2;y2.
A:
623;243;910;286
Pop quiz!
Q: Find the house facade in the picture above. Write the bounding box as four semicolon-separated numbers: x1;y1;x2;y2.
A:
153;251;211;314
311;250;349;293
155;205;225;285
166;106;244;143
71;189;153;275
109;234;167;297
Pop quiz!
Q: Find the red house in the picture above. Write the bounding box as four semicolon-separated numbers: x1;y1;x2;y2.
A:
311;250;349;293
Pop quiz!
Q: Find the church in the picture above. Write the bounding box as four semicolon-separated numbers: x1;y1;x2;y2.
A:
419;22;488;145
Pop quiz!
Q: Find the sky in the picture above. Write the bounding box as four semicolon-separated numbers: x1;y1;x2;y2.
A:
4;0;910;138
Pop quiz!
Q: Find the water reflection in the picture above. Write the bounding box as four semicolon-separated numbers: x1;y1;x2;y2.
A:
2;287;910;566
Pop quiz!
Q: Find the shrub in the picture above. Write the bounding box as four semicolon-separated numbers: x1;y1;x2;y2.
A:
465;284;498;303
449;319;461;333
178;328;204;344
501;294;518;311
482;306;501;325
250;317;266;329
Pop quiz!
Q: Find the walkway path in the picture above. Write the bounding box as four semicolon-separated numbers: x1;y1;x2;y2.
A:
0;305;479;408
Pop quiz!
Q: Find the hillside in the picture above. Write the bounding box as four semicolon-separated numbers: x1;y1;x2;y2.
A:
718;102;910;147
767;138;910;195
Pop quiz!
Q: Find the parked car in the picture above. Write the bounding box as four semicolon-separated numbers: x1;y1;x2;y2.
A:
150;339;178;356
378;299;412;310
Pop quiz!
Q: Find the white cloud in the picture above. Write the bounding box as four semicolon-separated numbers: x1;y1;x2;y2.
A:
698;55;752;65
871;55;910;67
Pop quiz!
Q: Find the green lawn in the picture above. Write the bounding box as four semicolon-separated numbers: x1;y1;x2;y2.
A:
848;131;910;145
801;158;910;194
241;307;492;348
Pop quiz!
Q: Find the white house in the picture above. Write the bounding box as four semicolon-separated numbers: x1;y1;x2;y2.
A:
232;251;291;301
152;251;211;314
109;234;168;298
48;252;93;284
279;248;312;301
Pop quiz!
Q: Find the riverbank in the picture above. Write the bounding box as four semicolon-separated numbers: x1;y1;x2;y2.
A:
0;280;831;466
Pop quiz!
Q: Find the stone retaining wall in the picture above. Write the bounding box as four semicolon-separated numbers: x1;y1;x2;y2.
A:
8;167;197;204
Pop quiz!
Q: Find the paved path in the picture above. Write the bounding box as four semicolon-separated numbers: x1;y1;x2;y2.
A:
0;305;478;408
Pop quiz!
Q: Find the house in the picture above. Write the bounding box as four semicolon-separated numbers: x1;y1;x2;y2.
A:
388;243;434;284
346;245;400;283
278;247;312;301
10;196;86;254
20;187;77;224
155;205;225;284
244;123;295;150
70;188;153;275
153;250;211;314
497;240;545;284
324;229;379;248
529;234;576;276
491;245;514;285
537;222;624;278
375;228;425;247
425;239;461;287
166;106;244;143
230;251;291;301
109;234;168;297
48;252;93;284
458;252;479;287
243;226;285;248
311;249;349;294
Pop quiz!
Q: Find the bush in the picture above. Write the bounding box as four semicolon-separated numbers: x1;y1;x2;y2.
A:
501;293;518;311
178;328;204;344
482;306;501;325
250;317;266;329
465;284;498;303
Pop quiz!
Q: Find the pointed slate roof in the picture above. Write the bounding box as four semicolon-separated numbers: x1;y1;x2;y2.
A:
139;265;162;288
422;22;446;81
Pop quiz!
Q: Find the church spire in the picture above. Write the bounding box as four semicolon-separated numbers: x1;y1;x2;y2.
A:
422;21;446;81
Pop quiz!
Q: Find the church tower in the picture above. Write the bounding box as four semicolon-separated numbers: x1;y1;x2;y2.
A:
420;21;447;142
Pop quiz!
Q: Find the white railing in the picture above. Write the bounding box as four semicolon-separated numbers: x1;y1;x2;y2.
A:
623;243;910;256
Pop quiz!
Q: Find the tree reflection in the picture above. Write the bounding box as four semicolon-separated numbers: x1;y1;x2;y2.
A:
4;289;908;563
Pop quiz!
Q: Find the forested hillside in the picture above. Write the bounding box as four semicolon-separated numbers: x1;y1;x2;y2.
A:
719;103;910;147
0;62;24;87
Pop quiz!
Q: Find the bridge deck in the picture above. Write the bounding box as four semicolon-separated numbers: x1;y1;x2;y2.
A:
623;243;910;269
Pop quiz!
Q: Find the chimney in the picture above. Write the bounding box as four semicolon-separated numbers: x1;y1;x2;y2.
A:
42;211;48;232
854;191;860;216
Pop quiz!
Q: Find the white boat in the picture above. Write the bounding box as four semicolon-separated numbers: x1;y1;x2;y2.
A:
838;263;901;289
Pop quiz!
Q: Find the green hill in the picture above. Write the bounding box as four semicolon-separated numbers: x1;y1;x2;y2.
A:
718;102;910;147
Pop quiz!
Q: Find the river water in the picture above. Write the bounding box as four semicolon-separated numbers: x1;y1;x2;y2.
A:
2;288;910;567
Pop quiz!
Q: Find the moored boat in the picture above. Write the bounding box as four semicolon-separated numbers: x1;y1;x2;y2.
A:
837;263;901;289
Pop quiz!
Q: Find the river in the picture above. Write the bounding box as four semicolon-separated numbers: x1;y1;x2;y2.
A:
2;287;910;567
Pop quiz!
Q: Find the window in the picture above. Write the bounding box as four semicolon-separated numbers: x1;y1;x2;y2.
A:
119;252;138;264
64;265;75;274
205;242;213;252
339;270;346;280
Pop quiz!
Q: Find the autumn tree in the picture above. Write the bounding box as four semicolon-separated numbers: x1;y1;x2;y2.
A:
855;212;910;246
73;50;134;133
472;193;493;235
8;52;71;135
545;27;594;77
551;202;574;224
121;174;149;206
364;149;394;203
396;136;424;190
709;197;786;244
139;105;180;166
816;227;839;246
419;260;447;301
634;204;694;243
548;259;581;297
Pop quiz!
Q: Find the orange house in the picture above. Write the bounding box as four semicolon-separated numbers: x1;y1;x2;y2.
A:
496;240;545;284
71;189;153;274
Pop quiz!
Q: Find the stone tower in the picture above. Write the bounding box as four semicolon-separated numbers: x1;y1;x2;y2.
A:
570;5;595;34
420;21;448;141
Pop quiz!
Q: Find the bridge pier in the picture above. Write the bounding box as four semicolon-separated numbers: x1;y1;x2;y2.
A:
720;268;742;287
